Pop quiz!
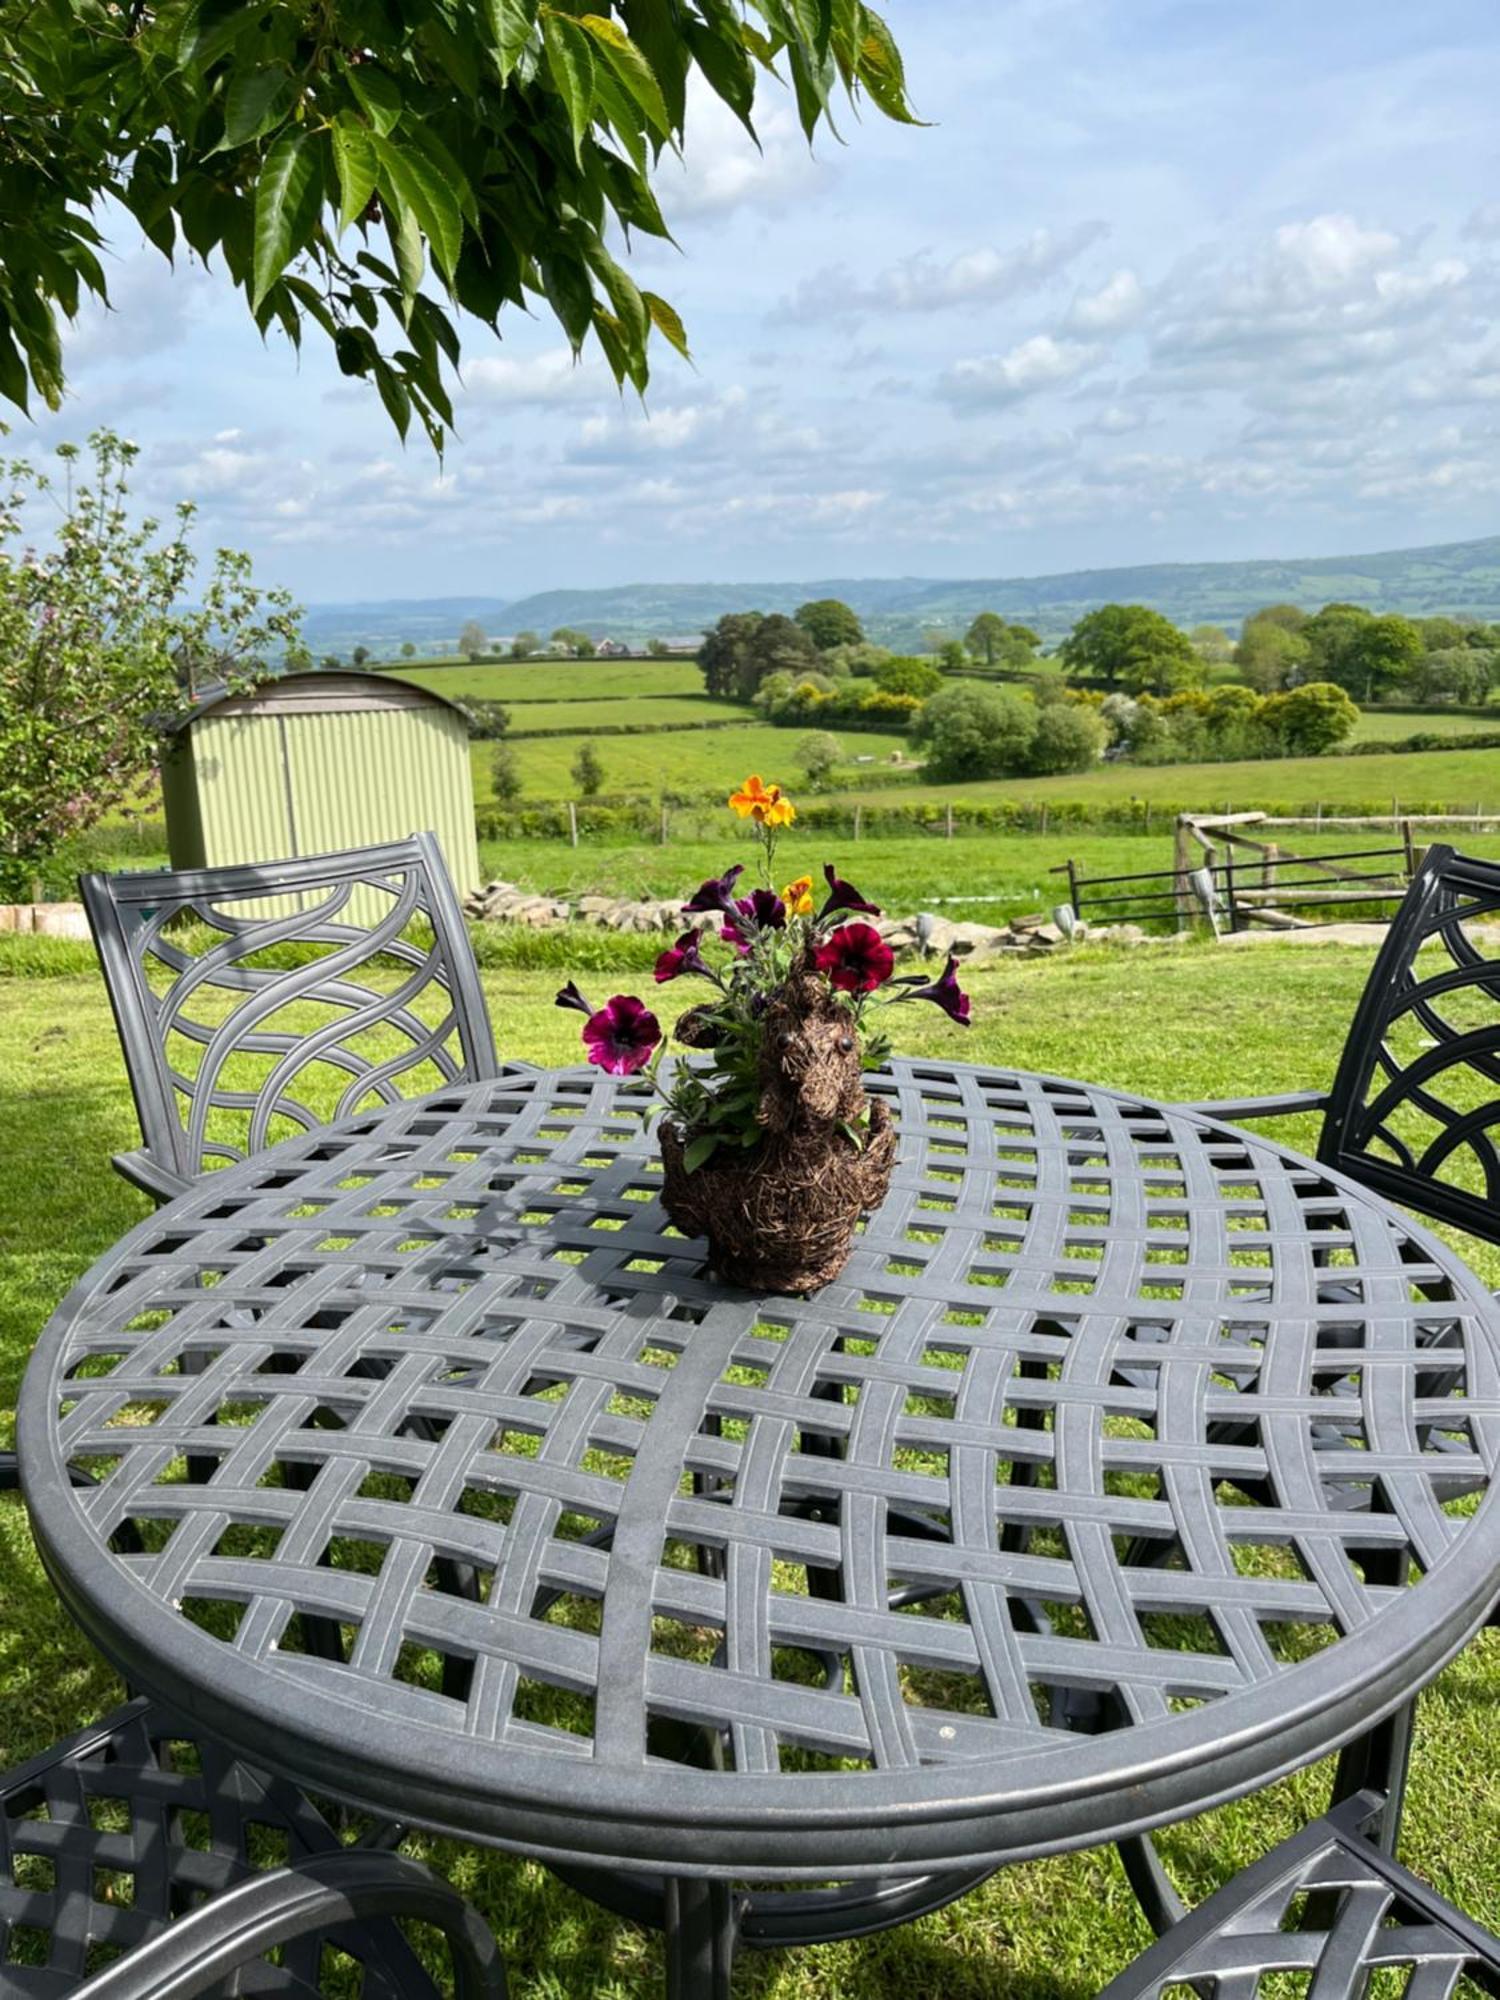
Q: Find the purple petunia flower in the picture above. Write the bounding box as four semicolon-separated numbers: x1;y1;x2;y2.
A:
908;952;971;1026
581;995;662;1076
720;886;788;952
819;863;882;920
555;980;595;1017
654;930;711;984
682;863;745;915
814;922;895;994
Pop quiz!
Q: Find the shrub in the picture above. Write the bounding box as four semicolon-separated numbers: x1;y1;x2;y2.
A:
491;742;523;803
872;656;942;699
796;730;844;787
1026;702;1108;774
463;699;511;740
913;683;1036;781
571;741;605;796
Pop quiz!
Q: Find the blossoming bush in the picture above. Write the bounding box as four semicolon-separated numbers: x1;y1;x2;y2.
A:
557;775;971;1172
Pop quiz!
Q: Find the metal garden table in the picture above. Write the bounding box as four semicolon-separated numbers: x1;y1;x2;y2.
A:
19;1060;1500;1995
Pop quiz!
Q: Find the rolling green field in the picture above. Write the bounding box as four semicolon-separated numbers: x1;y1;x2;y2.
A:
474;723;912;801
507;694;752;735
1348;707;1493;741
4;942;1500;1997
392;658;705;703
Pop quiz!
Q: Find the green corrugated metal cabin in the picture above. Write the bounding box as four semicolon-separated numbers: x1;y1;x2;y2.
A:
159;671;479;904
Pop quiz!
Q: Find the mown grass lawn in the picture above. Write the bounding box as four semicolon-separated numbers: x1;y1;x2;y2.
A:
473;722;912;803
4;939;1499;1997
393;658;708;704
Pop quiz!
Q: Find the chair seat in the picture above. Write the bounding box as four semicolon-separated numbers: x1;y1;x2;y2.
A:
1098;1792;1500;2000
0;1698;447;1995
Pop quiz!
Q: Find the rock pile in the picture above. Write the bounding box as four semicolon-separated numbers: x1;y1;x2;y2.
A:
465;879;1155;958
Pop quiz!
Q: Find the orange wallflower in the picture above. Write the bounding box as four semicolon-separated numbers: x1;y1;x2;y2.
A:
728;774;796;827
782;875;814;915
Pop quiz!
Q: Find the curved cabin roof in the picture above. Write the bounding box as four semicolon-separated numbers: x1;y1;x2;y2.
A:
166;670;469;735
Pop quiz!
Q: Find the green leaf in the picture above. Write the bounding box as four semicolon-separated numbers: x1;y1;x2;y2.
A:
384;194;425;301
620;0;688;127
482;0;539;79
584;237;647;357
330;117;378;232
590;69;647;175
685;11;756;134
372;133;464;284
541;10;596;157
643;290;690;360
538;250;595;350
219;66;295;150
683;1133;718;1173
0;316;29;414
372;356;412;439
345;63;403;137
856;7;921;122
252;127;320;308
577;15;670;135
178;0;268;69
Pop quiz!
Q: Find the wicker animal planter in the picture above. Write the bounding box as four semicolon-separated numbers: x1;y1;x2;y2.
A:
658;966;898;1292
556;774;971;1297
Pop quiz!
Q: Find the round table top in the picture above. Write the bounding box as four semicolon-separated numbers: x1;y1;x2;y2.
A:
20;1060;1500;1879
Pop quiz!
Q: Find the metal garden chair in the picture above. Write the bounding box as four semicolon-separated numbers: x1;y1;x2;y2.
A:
1178;841;1500;1248
0;1472;506;1999
80;835;512;1204
1099;1790;1500;2000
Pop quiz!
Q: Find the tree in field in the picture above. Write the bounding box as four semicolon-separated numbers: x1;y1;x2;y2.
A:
351;644;370;667
1026;701;1107;775
459;620;488;662
1407;648;1494;705
490;742;523;804
1235;616;1310;693
0;5;914;448
400;641;415;658
698;611;815;701
464;701;510;741
794;599;864;652
510;630;539;660
872;656;942;699
912;683;1037;782
320;653;342;670
1304;605;1422;704
964;612;1008;666
552;627;596;659
796;731;844;788
0;431;304;898
1418;617;1473;654
823;641;891;678
572;741;605;797
1060;604;1199;693
647;636;672;658
1258;681;1359;756
938;640;969;674
1190;624;1234;665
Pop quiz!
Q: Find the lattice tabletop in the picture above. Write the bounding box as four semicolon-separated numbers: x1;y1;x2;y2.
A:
18;1062;1500;1879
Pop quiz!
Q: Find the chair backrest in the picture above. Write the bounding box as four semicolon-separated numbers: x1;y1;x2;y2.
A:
1319;842;1500;1244
82;835;498;1188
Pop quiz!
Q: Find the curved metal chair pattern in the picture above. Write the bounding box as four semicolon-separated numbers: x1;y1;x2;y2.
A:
80;834;514;1204
0;1465;506;1999
1098;1791;1500;2000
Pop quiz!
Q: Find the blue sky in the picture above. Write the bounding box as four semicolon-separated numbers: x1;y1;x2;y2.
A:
40;0;1500;603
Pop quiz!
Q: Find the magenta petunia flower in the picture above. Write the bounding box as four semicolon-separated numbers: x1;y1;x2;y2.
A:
682;863;745;915
581;995;662;1075
814;922;894;994
909;952;971;1025
654;930;710;984
819;863;881;920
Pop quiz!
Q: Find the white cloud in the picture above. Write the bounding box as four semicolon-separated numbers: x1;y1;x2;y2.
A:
659;88;823;218
785;222;1108;320
464;349;610;406
939;334;1103;407
1068;268;1144;331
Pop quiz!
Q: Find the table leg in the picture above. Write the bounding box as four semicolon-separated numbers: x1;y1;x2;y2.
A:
1330;1698;1412;1855
664;1876;740;2000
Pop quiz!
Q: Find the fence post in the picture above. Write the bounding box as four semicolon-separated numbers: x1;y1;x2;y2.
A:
1040;803;1048;836
568;801;578;850
853;804;862;842
1065;857;1081;921
945;801;954;840
1223;852;1240;933
660;803;669;845
1401;819;1415;877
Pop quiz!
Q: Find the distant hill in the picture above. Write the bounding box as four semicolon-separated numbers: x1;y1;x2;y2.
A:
301;532;1500;655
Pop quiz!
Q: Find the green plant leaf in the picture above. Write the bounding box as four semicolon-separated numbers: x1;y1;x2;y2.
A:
178;0;268;69
372;134;463;284
685;11;756;134
578;14;671;135
683;1133;718;1173
345;63;403;136
541;11;596;156
483;0;539;79
219;66;295;150
384;193;425;301
331;118;378;232
643;289;690;359
252;128;320;309
856;6;921;122
584;237;648;356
